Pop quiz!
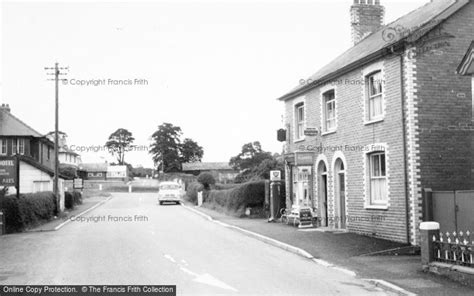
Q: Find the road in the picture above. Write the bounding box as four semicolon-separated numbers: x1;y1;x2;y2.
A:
0;193;392;296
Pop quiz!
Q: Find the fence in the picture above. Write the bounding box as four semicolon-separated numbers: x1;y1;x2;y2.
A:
433;230;474;268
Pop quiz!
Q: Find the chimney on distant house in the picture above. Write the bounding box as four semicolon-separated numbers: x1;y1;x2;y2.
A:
0;103;11;113
351;0;385;45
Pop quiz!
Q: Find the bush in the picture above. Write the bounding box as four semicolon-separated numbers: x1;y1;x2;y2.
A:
65;192;74;209
65;191;84;209
73;191;83;205
205;180;266;215
197;172;216;190
185;182;203;203
1;191;56;233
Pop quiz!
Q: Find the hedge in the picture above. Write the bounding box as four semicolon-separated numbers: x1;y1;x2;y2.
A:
185;182;203;203
206;180;266;214
1;191;56;233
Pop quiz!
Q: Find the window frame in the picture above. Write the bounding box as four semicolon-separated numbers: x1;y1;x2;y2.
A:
12;138;17;155
362;61;385;125
18;138;25;155
294;102;305;142
323;90;336;133
368;152;388;206
0;139;7;155
366;71;384;121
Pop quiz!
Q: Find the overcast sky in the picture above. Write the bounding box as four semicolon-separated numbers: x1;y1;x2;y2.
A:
1;0;428;168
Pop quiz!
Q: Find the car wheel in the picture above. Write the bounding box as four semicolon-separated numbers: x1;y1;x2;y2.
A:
159;201;163;205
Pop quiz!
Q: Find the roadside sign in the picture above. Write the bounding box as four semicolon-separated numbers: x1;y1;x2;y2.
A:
304;127;318;137
0;157;18;187
299;207;313;228
270;170;281;181
73;178;84;189
295;152;314;166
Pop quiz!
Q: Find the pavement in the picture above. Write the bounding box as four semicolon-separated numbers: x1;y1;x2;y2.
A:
183;203;474;296
1;192;398;296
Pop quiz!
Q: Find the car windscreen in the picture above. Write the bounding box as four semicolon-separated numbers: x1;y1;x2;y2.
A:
160;185;180;190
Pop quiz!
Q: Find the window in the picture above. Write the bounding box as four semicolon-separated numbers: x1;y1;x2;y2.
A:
323;90;336;132
12;138;17;154
18;139;25;155
295;103;305;141
33;181;51;193
369;152;387;204
47;146;51;160
0;139;6;155
366;71;383;121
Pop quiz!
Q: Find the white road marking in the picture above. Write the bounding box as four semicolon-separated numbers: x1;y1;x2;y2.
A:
179;267;198;277
164;254;176;263
193;273;238;292
164;253;238;292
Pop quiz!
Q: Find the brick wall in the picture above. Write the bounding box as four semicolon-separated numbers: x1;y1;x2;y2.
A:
415;0;474;192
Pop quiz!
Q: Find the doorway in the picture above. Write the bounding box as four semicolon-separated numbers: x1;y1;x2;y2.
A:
292;166;311;207
317;161;328;227
334;158;346;229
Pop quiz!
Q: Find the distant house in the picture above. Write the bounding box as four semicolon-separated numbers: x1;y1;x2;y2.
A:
0;103;65;194
107;165;129;181
46;132;82;168
182;162;238;183
78;163;108;180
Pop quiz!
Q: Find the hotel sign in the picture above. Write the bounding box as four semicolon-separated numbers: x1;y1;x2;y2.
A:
0;157;18;187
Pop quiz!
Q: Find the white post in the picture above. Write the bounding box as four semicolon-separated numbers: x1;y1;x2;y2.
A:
99;184;102;191
129;185;132;193
197;191;203;207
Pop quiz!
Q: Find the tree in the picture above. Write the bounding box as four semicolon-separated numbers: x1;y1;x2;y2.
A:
149;123;183;173
105;128;135;165
59;166;77;180
229;141;273;171
180;138;204;163
149;123;204;173
197;172;216;190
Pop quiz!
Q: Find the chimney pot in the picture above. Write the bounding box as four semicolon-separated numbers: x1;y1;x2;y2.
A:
0;103;11;113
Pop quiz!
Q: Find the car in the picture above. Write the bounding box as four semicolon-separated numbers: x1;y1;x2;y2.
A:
157;181;183;205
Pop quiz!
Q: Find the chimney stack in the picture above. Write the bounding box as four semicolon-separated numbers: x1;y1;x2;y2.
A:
351;0;385;45
0;103;11;113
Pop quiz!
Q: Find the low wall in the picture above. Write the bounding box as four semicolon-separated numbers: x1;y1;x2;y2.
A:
425;262;474;287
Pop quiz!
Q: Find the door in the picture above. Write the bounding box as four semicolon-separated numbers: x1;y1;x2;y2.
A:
339;172;346;229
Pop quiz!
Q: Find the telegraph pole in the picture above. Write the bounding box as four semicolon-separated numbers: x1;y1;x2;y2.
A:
44;63;68;213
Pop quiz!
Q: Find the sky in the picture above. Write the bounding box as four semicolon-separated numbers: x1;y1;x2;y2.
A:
1;0;428;168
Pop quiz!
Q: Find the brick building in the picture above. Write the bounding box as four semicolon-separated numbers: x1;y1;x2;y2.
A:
277;0;474;245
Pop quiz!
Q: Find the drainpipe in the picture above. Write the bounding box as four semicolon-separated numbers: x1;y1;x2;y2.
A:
396;47;411;245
